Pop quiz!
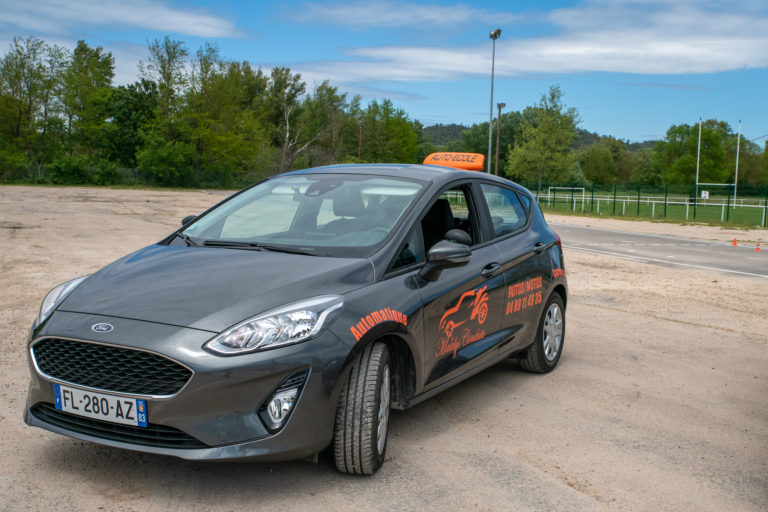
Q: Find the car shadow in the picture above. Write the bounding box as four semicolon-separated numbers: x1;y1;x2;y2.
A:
36;358;535;504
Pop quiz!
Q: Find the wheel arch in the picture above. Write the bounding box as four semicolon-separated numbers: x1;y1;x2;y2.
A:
377;334;416;410
551;283;567;308
339;328;417;411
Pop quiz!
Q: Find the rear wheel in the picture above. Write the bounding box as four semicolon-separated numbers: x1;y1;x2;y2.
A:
333;342;391;475
518;293;565;373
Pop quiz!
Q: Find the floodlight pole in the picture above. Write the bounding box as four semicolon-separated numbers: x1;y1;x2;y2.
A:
695;118;702;200
487;28;501;174
734;120;741;206
495;102;505;175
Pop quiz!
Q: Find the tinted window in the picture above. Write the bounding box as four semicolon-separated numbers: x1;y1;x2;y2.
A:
481;184;527;238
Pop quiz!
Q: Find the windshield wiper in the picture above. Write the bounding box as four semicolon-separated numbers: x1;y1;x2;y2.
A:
176;232;199;246
202;240;315;256
202;240;252;248
253;243;316;256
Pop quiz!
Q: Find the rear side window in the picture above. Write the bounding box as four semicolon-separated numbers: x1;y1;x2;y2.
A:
480;184;528;238
518;192;531;213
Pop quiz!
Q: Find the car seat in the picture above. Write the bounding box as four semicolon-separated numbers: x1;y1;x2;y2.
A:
421;198;455;251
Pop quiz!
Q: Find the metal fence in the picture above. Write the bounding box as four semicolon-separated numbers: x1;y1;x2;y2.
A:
524;183;768;227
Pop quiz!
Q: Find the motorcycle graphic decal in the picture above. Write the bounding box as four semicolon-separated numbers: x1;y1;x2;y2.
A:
436;286;490;359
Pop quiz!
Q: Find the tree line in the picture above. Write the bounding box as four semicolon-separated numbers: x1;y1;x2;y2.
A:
425;86;767;191
0;35;419;187
1;35;766;190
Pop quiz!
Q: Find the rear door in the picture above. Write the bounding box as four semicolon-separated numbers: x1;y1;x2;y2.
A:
476;183;553;354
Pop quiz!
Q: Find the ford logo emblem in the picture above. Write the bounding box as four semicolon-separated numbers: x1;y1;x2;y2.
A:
91;323;114;333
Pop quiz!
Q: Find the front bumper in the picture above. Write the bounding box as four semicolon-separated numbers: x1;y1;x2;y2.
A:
24;311;352;461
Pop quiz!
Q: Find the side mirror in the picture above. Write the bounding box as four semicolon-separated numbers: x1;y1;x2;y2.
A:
181;215;197;226
419;240;471;282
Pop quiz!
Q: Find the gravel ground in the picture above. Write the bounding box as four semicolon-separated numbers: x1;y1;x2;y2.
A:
1;185;766;512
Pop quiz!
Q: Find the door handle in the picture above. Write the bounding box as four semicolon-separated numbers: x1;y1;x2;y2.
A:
481;262;502;279
533;242;547;254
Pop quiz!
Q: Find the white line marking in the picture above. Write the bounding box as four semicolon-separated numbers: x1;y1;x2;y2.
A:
565;245;768;279
551;222;746;247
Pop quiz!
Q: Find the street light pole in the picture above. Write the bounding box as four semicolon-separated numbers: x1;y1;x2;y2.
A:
495;102;505;175
487;28;501;174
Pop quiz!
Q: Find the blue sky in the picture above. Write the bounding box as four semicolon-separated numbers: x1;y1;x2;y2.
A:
2;0;767;143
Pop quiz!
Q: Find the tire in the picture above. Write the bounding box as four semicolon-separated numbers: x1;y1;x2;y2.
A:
518;293;565;373
333;342;391;475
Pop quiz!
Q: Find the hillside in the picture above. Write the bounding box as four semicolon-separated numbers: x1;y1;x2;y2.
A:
422;123;468;145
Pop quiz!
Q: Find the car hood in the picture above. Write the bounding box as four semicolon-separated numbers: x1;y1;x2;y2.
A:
58;244;374;332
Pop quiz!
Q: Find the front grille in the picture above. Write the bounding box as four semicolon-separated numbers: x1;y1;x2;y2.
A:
31;403;207;449
32;338;192;396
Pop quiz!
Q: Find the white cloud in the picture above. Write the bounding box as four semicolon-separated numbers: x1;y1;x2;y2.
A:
293;1;516;28
294;0;768;82
1;0;237;38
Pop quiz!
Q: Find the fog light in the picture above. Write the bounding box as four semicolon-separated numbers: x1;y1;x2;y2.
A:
260;387;299;431
258;369;309;432
267;388;298;424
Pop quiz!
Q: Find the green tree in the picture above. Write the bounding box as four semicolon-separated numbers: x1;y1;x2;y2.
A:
137;37;193;185
38;43;68;161
764;141;768;182
185;46;274;184
628;149;662;185
654;120;730;185
60;40;114;146
262;67;307;171
140;37;188;122
733;139;766;186
580;140;618;184
0;36;47;167
104;80;157;167
359;99;419;163
300;81;353;167
506;85;580;193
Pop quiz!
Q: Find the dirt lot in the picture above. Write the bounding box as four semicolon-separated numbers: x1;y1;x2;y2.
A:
1;186;766;512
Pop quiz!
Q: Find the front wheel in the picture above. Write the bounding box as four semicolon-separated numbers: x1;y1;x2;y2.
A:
333;342;391;475
518;293;565;373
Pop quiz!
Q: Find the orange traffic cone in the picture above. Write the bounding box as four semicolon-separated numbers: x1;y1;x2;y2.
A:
733;238;738;246
757;243;761;252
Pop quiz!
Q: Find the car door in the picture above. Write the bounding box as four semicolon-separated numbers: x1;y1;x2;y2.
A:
477;182;553;354
417;182;507;390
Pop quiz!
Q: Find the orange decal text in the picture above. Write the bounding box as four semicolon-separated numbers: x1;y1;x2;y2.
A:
350;308;407;342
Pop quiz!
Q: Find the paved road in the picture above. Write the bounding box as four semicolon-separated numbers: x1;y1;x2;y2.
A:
551;222;768;279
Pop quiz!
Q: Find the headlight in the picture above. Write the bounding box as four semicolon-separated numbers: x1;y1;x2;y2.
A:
37;276;90;326
205;295;344;355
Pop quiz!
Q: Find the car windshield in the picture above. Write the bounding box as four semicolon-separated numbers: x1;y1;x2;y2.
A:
182;173;426;258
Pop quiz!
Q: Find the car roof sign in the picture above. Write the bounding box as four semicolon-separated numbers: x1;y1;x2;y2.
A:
423;152;485;171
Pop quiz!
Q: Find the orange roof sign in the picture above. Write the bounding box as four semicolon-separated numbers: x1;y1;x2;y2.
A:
423;152;485;171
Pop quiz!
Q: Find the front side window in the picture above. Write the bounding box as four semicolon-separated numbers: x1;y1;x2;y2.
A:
480;184;528;238
421;185;478;252
391;228;422;270
183;174;426;258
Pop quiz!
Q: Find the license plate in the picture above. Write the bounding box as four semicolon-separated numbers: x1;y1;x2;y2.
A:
53;383;147;428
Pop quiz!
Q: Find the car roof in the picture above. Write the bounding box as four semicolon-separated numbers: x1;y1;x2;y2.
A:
283;163;527;191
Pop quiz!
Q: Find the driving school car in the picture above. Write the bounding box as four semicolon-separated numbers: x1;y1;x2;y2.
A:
24;158;567;475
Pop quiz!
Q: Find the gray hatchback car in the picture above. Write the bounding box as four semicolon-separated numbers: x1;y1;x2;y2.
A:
24;163;567;474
